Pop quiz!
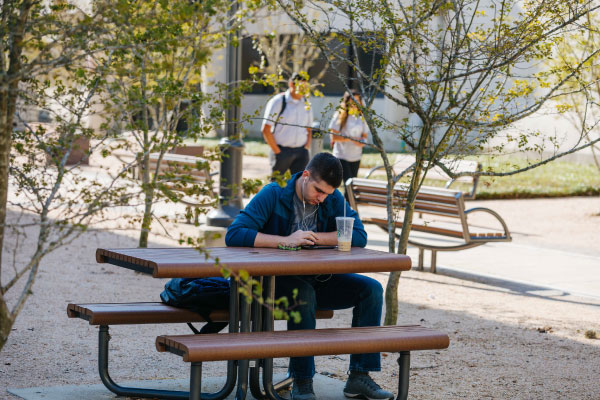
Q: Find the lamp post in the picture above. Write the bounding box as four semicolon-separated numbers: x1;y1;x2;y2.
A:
206;0;244;228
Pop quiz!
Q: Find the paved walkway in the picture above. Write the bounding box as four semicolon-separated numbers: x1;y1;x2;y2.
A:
240;155;600;299
9;374;344;400
85;152;600;299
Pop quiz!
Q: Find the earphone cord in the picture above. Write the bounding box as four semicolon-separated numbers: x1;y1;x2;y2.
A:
302;178;319;231
301;177;331;282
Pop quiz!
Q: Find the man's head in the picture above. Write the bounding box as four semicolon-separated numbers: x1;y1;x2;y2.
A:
288;72;309;100
299;153;343;205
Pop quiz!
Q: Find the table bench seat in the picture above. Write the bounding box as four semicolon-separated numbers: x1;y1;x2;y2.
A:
67;302;334;400
157;325;450;400
67;302;333;325
67;302;229;325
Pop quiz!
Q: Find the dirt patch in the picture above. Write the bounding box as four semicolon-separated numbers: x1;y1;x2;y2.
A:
1;198;599;399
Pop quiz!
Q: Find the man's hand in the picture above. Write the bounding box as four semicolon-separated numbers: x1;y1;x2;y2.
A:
262;125;281;154
287;230;318;246
305;128;312;150
254;230;336;248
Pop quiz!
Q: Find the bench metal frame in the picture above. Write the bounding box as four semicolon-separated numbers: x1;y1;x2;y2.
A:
68;284;338;399
157;324;450;400
96;325;237;400
156;278;449;400
75;283;243;400
184;351;412;400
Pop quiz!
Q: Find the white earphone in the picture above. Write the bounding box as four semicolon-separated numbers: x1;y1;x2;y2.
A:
300;175;318;231
302;177;307;204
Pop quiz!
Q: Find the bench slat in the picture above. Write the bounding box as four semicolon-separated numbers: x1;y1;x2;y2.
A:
156;325;450;362
146;153;211;183
352;182;461;205
363;217;465;239
67;302;334;326
355;193;461;217
364;217;506;240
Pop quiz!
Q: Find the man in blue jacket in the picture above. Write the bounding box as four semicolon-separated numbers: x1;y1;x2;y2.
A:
226;153;393;400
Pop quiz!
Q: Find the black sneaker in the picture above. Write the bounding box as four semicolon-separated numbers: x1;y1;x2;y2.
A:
343;372;394;400
291;378;316;400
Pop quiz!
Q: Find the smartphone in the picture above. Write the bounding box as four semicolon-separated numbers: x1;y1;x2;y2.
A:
301;245;337;250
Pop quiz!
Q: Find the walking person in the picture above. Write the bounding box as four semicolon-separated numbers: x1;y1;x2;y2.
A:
262;72;314;178
328;91;369;198
226;152;393;400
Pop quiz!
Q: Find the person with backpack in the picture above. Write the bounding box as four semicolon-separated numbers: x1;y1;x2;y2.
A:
262;72;314;178
328;90;369;200
225;153;394;400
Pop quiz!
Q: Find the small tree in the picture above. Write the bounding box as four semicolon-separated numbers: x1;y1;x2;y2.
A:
549;9;600;171
90;0;255;247
275;0;600;323
0;0;129;350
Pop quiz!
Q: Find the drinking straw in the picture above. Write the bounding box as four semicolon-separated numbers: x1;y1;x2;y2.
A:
344;198;346;218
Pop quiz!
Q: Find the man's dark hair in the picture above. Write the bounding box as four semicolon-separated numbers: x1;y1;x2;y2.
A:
289;72;308;82
306;152;343;188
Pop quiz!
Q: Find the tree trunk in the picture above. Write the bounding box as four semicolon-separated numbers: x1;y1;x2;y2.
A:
138;184;154;248
0;114;11;280
137;61;153;248
0;294;14;351
384;154;424;325
138;146;153;248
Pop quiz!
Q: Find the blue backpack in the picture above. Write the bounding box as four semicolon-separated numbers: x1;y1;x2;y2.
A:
160;277;230;334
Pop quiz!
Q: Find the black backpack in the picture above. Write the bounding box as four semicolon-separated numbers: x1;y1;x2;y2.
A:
272;93;287;133
160;277;230;334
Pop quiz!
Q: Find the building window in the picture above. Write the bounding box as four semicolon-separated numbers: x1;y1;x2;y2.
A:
241;32;384;97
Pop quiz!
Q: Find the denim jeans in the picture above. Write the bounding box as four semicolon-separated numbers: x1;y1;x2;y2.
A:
274;273;383;379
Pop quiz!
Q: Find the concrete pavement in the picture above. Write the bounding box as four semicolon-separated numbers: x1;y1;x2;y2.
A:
8;374;345;400
88;153;600;299
239;155;600;300
364;224;600;299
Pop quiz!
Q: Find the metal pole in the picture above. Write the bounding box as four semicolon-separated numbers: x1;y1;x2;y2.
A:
207;0;244;227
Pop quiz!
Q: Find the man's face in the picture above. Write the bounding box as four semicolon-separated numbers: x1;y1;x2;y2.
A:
301;172;336;205
289;79;310;98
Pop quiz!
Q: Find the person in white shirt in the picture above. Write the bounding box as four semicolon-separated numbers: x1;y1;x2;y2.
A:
328;91;369;199
262;72;314;178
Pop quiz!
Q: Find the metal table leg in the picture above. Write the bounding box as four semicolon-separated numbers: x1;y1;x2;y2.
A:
261;276;289;400
235;277;252;400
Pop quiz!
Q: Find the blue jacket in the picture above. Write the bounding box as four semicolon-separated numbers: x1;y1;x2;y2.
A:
225;173;367;247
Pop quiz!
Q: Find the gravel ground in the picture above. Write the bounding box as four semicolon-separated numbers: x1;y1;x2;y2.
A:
1;194;599;399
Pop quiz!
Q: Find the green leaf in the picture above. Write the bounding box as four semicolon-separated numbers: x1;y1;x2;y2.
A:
239;269;250;282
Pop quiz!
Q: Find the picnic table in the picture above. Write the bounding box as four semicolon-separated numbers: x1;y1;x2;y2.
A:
82;247;448;400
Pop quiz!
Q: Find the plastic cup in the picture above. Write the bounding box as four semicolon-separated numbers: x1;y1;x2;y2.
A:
336;217;354;252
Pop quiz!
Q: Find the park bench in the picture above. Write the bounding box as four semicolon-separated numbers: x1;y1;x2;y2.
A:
144;152;218;223
145;152;215;191
346;178;511;272
365;154;482;200
156;324;450;400
67;302;334;399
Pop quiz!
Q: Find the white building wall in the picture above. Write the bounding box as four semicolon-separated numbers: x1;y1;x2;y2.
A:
201;6;409;152
203;1;596;160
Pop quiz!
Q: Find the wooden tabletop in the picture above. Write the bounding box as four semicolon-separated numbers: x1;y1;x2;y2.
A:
96;247;412;278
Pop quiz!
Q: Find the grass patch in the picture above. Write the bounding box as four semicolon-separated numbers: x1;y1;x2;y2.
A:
362;153;600;199
186;138;600;199
475;157;600;199
186;137;271;157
